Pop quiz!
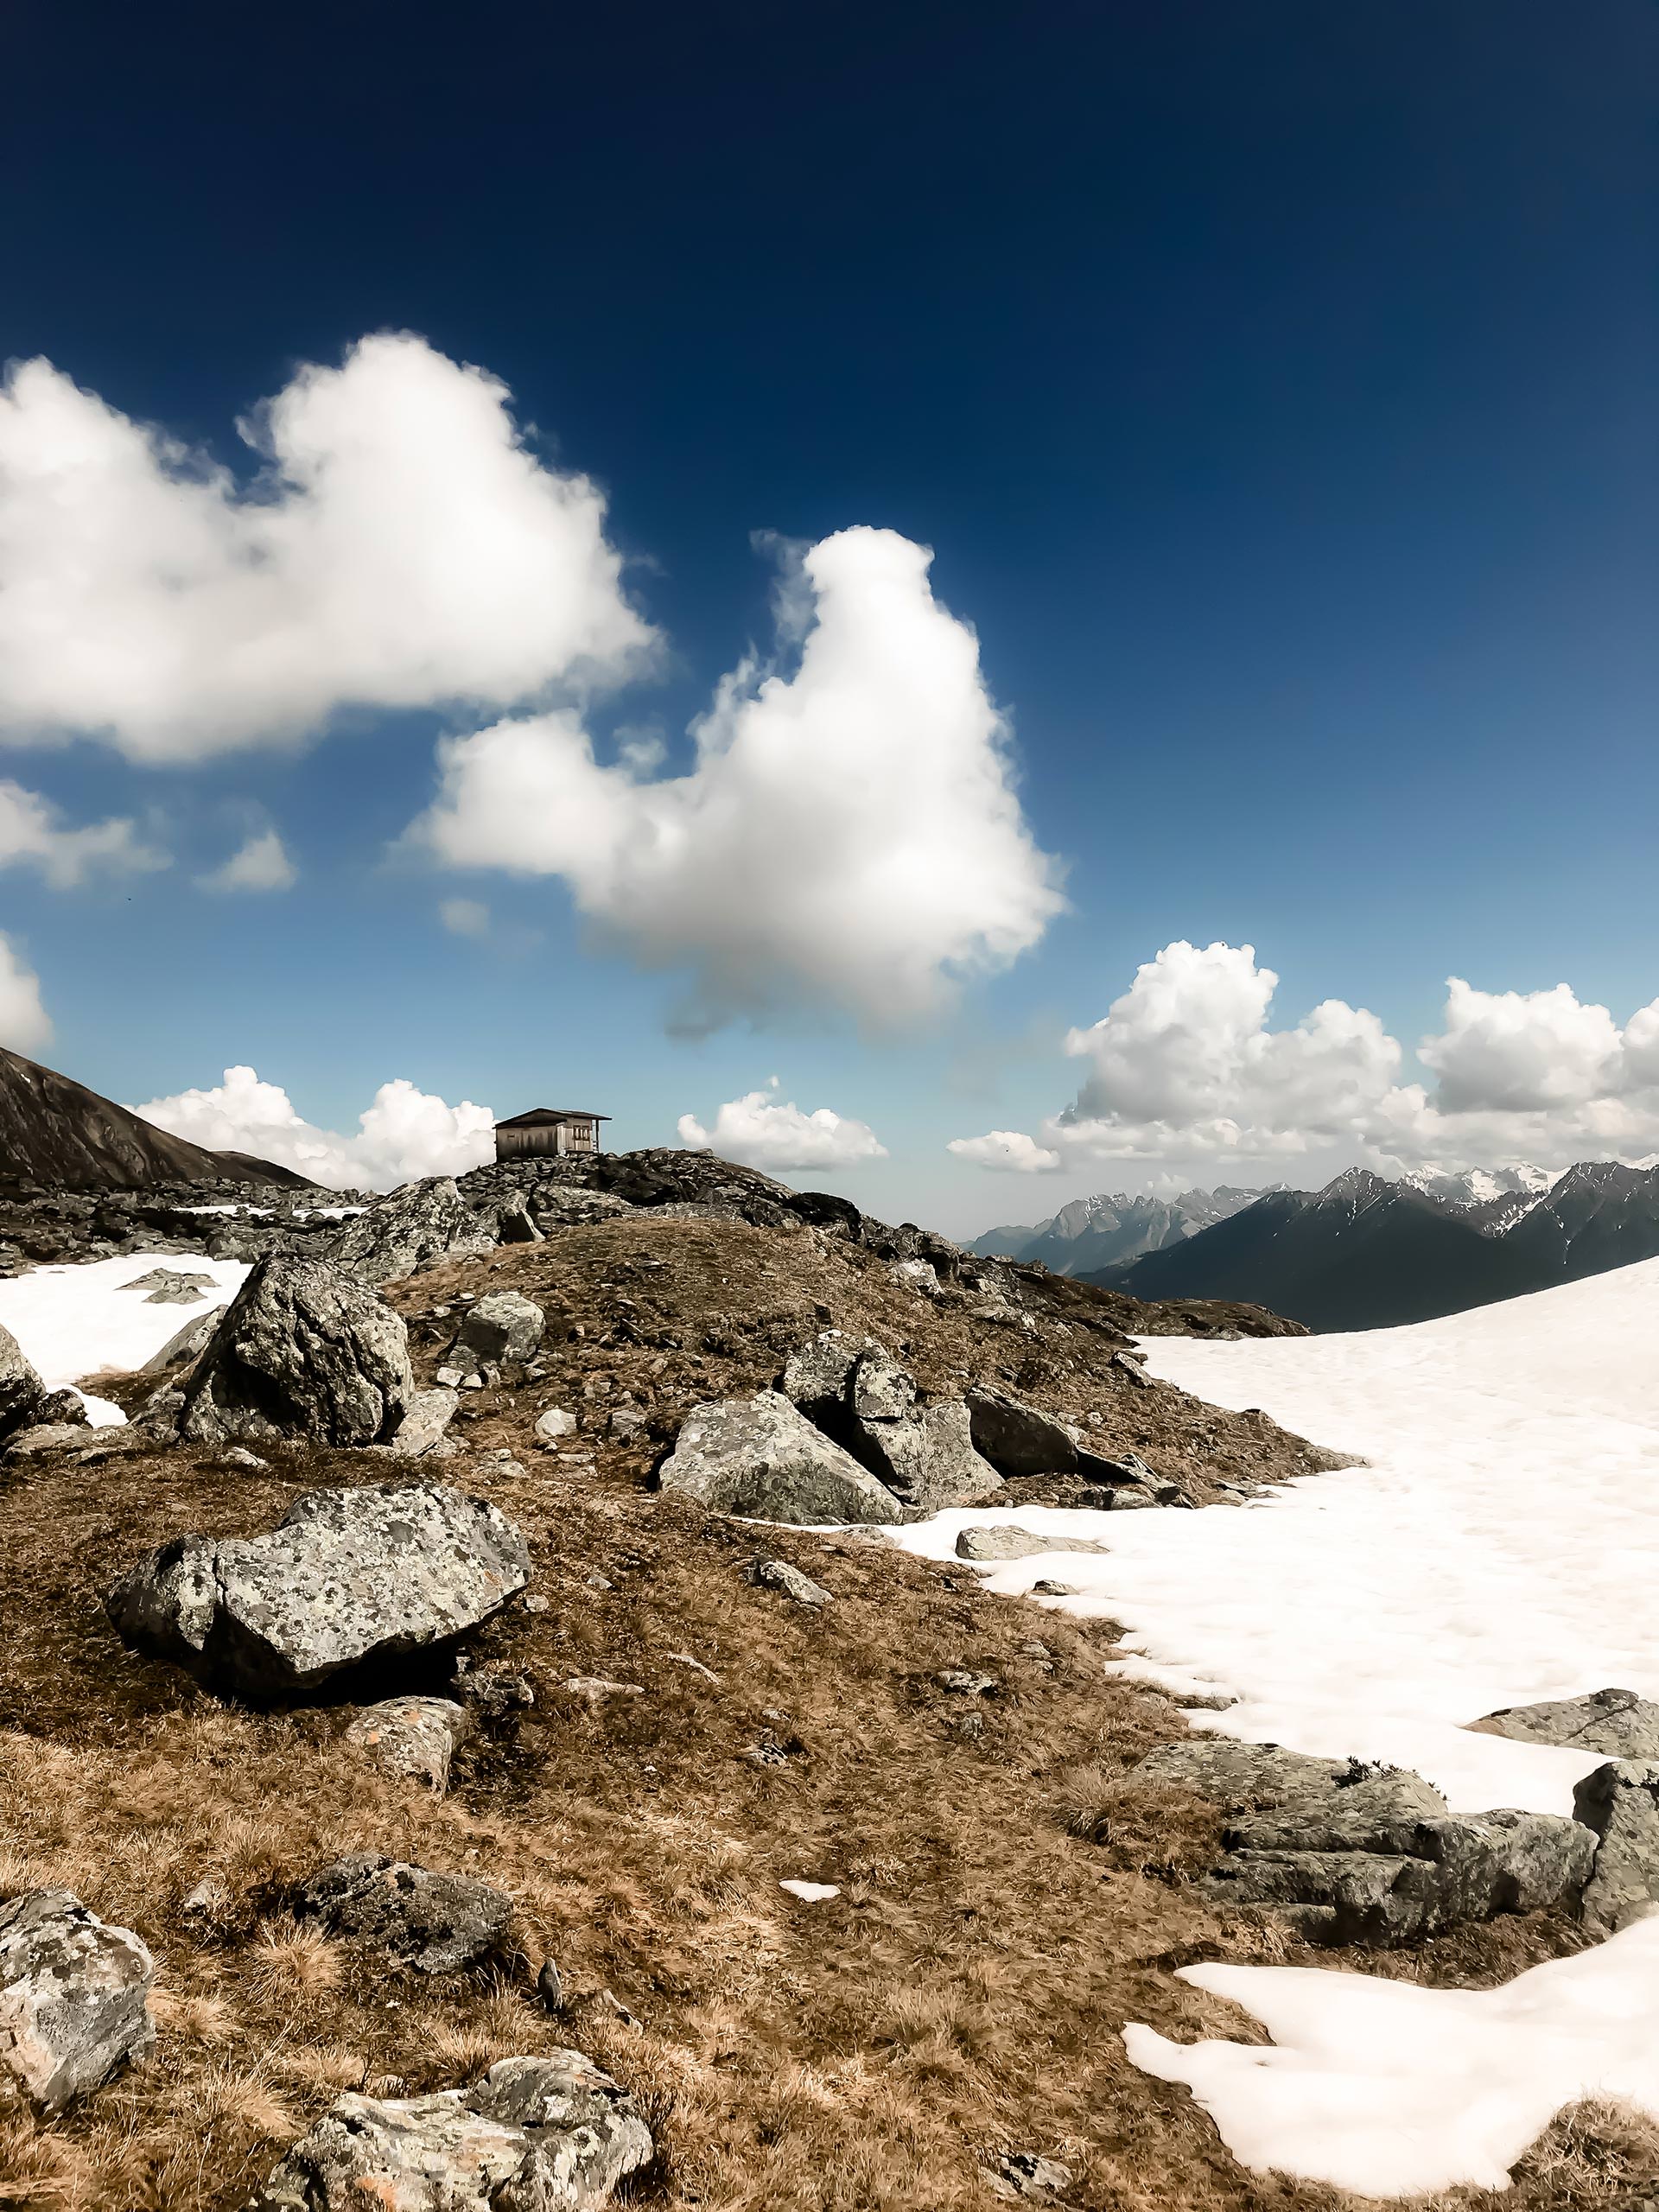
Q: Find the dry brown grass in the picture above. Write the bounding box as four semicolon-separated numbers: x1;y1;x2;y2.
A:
0;1212;1650;2209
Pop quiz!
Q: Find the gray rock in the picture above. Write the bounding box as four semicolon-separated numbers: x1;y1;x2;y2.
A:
294;1854;512;1973
854;1398;1005;1515
0;1320;45;1441
964;1389;1078;1477
177;1255;414;1448
454;1291;544;1373
992;2152;1076;2205
107;1482;531;1700
0;1889;155;2112
1472;1688;1659;1761
528;1186;636;1230
223;1444;268;1469
455;1663;536;1719
250;2051;652;2211
390;1387;461;1458
938;1669;996;1695
325;1177;495;1287
849;1348;916;1422
343;1696;474;1791
779;1328;879;1415
1139;1740;1595;1945
5;1421;95;1456
138;1305;225;1375
485;1192;544;1245
535;1406;578;1446
748;1558;833;1608
658;1392;906;1526
954;1525;1109;1562
1574;1759;1659;1936
121;1268;216;1295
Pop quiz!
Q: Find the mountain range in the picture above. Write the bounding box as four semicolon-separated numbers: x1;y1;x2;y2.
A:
970;1185;1273;1275
1080;1161;1659;1332
0;1046;307;1190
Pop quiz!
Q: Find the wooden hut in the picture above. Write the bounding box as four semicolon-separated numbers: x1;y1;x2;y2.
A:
493;1108;610;1161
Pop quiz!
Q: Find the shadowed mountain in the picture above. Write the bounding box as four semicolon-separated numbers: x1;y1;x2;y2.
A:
0;1046;308;1190
1088;1163;1659;1332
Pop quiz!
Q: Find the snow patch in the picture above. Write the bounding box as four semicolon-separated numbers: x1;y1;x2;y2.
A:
0;1254;251;1423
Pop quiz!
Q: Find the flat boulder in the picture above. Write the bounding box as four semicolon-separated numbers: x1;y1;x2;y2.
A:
0;1320;45;1441
107;1482;531;1700
1471;1688;1659;1761
389;1387;460;1459
293;1854;512;1974
1574;1758;1659;1936
326;1177;495;1287
658;1392;906;1526
1138;1740;1594;1946
964;1389;1078;1478
177;1255;414;1447
955;1524;1109;1562
747;1557;833;1608
251;2052;652;2212
0;1889;155;2111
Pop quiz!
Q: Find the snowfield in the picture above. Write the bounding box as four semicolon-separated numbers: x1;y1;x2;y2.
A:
893;1255;1659;2196
0;1254;251;1422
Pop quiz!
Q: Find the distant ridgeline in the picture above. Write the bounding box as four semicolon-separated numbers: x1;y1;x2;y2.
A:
0;1047;305;1191
1038;1163;1659;1332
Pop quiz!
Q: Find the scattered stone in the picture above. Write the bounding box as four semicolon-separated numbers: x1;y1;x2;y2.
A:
1138;1739;1596;1946
964;1389;1078;1478
949;1712;985;1741
1471;1688;1659;1761
607;1405;646;1441
535;1406;578;1446
121;1268;216;1297
657;1392;906;1526
1031;1579;1078;1596
177;1255;415;1447
180;1877;228;1920
455;1664;536;1720
747;1558;833;1608
108;1483;531;1700
665;1651;721;1684
4;1421;94;1456
938;1669;997;1696
343;1697;474;1791
294;1854;512;1974
991;2152;1076;2204
0;1889;156;2111
389;1386;460;1459
1574;1759;1659;1936
954;1526;1109;1563
249;2051;652;2212
779;1879;840;1903
137;1305;225;1375
435;1365;466;1389
521;1592;550;1614
222;1444;268;1469
324;1177;494;1287
453;1290;544;1373
562;1677;647;1701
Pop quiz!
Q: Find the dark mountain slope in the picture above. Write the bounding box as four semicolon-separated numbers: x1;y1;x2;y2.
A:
1091;1161;1659;1332
970;1185;1268;1274
0;1046;306;1190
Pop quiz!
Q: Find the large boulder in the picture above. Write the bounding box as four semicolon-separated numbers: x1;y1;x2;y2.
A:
177;1255;414;1447
107;1482;531;1700
658;1392;906;1526
964;1389;1079;1478
452;1291;544;1374
1138;1739;1594;1947
855;1400;1005;1516
0;1320;45;1441
1574;1759;1659;1935
293;1855;512;1974
326;1177;495;1287
1471;1688;1659;1761
251;2052;652;2211
0;1890;156;2111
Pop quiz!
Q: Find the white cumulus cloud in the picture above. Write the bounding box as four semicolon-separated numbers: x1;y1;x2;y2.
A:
678;1083;888;1172
948;942;1659;1178
0;934;50;1052
199;828;296;893
130;1065;495;1190
410;527;1064;1029
0;778;166;886
0;334;653;760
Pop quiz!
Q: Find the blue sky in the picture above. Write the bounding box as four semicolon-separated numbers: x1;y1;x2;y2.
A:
1;1;1656;1231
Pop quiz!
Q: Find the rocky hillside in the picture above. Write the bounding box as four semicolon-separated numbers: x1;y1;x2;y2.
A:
0;1154;1650;2210
0;1046;308;1192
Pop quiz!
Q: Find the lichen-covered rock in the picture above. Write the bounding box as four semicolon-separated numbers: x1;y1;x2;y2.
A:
453;1291;544;1373
1139;1739;1595;1945
137;1302;225;1376
294;1855;512;1974
0;1889;155;2112
658;1391;906;1525
954;1525;1109;1562
854;1400;1005;1515
1472;1688;1659;1761
107;1483;531;1700
964;1389;1078;1477
1574;1758;1659;1935
747;1557;833;1607
250;2051;652;2210
343;1695;474;1791
325;1177;495;1287
177;1255;414;1447
779;1329;879;1417
0;1319;45;1441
